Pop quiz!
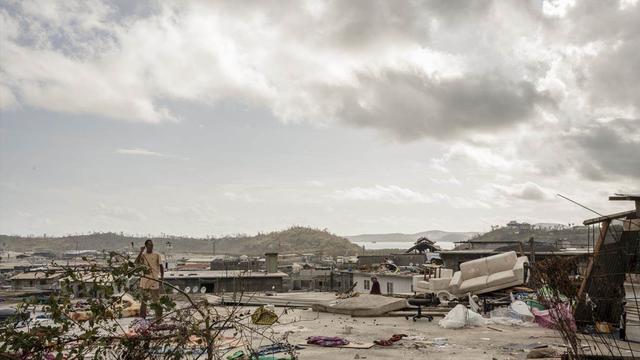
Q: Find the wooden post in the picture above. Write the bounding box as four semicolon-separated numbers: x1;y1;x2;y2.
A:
578;219;611;299
529;237;535;265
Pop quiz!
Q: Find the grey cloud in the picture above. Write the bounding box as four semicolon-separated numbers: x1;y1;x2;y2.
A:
202;0;440;49
577;162;609;182
338;71;553;140
0;0;553;138
516;184;549;201
560;1;640;112
569;119;640;180
587;37;640;112
309;0;432;49
486;182;553;202
0;0;638;146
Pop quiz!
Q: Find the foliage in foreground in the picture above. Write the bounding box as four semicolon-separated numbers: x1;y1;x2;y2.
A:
0;252;297;359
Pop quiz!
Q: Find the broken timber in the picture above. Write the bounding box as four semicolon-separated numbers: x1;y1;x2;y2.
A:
577;219;610;299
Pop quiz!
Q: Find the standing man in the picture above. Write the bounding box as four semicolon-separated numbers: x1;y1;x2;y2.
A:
136;239;164;320
370;277;381;295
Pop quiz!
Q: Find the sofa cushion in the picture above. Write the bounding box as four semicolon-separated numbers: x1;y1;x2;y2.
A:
449;271;462;290
486;251;517;274
460;258;488;281
429;278;452;291
417;280;430;291
437;268;454;279
486;270;517;287
459;276;488;293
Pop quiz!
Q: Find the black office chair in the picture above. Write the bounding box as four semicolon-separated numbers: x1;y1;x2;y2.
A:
405;293;439;322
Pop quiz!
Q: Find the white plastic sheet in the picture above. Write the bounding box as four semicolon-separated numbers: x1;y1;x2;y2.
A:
439;304;486;329
487;302;536;327
507;300;535;322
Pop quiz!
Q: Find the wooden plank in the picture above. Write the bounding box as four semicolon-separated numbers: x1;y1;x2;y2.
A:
578;219;611;299
353;311;447;318
583;210;636;225
610;195;640;201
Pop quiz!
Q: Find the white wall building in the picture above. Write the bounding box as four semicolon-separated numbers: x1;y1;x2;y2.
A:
351;272;416;295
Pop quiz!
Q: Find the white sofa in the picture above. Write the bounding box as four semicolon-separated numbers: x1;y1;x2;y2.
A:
449;251;528;295
415;268;454;293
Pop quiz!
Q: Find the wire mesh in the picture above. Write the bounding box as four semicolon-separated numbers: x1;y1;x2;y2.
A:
531;224;640;359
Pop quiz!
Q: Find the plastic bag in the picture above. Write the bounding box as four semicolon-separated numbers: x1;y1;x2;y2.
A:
439;304;486;329
488;307;524;327
507;300;535;322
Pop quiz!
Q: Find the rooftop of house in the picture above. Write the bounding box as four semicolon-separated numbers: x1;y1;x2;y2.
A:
164;270;288;279
348;270;418;278
439;249;590;256
9;271;64;281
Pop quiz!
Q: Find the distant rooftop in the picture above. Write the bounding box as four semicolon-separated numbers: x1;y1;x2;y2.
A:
440;249;590;256
164;270;288;279
348;270;417;278
9;271;64;280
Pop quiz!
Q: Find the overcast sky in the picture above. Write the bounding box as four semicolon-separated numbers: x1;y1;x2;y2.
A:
1;0;638;237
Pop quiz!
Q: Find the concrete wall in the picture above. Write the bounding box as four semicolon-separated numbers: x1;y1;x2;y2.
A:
265;253;278;273
164;276;284;294
289;269;332;291
332;272;353;293
11;278;58;291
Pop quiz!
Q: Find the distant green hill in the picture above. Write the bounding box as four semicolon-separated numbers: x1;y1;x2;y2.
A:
460;226;596;248
0;226;361;256
346;230;478;244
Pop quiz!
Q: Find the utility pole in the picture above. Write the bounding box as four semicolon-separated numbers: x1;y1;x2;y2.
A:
165;241;172;270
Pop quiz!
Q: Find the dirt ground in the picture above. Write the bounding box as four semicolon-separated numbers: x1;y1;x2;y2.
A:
5;298;565;359
257;308;564;360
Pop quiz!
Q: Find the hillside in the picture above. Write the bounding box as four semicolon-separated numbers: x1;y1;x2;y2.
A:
462;226;595;248
346;230;478;244
0;227;361;256
214;227;361;255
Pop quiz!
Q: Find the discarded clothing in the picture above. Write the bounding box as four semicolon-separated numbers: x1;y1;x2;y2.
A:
374;334;406;346
532;304;576;332
68;310;92;322
525;299;546;311
538;285;568;302
227;350;294;360
251;306;278;325
255;342;302;356
306;336;350;347
227;351;246;360
130;318;152;334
